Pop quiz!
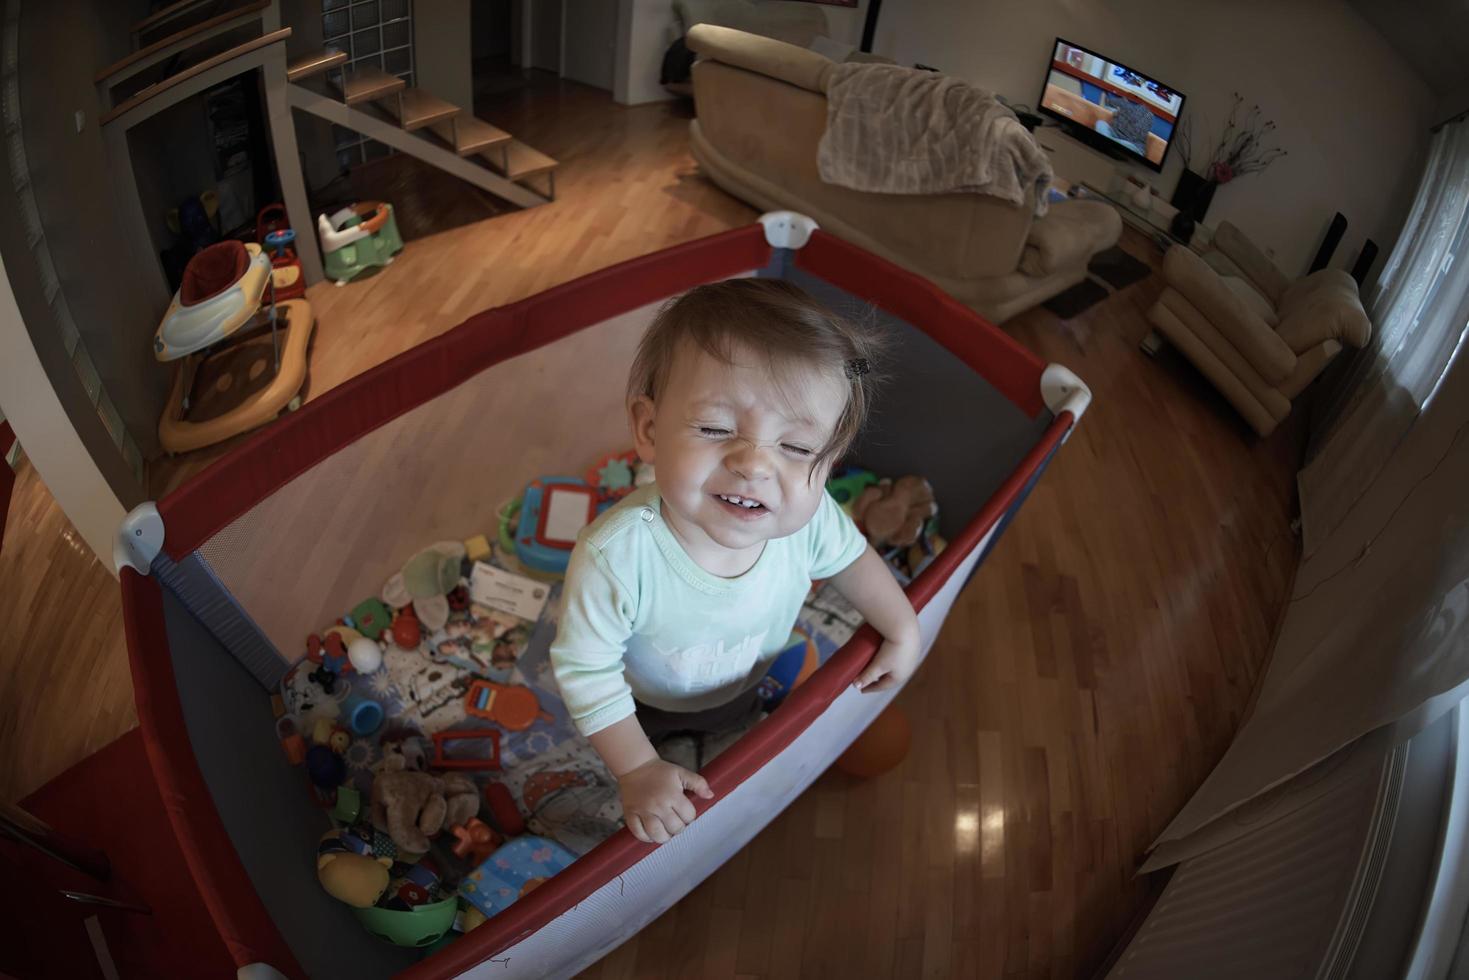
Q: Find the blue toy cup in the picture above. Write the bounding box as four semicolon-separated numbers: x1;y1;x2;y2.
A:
343;692;384;736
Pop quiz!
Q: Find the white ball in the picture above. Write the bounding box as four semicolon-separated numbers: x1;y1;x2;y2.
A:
347;636;383;674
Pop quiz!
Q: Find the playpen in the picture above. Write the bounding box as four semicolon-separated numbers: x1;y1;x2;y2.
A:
116;213;1088;978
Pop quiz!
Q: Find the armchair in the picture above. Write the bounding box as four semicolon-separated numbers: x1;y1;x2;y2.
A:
1146;222;1371;436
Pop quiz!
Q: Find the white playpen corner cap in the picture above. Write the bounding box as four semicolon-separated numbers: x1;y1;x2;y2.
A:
1040;363;1092;423
115;501;164;575
759;211;818;250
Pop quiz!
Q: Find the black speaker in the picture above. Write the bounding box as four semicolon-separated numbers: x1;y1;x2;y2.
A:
1351;239;1379;286
1310;213;1347;274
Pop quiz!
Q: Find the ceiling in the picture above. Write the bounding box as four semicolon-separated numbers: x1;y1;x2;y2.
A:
1346;0;1469;119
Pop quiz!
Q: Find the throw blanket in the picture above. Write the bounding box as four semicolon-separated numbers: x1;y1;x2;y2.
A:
817;64;1053;215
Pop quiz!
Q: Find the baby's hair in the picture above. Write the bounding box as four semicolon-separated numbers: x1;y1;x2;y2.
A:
627;278;884;473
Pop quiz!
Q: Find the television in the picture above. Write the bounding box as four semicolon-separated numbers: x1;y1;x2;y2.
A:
1036;38;1184;173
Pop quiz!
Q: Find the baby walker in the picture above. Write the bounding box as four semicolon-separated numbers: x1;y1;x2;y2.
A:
317;201;403;286
154;239;315;454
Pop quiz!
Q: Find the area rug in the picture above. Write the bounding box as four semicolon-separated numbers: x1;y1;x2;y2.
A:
1042;278;1110;319
1089;246;1152;290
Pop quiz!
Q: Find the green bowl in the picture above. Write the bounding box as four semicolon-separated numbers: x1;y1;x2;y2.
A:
352;896;459;948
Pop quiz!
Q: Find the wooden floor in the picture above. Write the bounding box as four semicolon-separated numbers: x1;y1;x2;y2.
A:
2;70;1302;978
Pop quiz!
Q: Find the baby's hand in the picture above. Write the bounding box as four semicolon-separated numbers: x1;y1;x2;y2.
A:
853;634;920;693
618;758;713;844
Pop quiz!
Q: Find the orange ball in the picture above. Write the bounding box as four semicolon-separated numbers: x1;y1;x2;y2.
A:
835;704;911;778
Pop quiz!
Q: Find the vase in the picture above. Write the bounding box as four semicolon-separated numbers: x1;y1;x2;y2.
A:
1171;168;1217;223
1169;210;1196;242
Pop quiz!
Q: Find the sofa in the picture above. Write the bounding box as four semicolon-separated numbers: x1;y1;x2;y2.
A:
685;25;1122;322
665;0;890;97
1146;221;1371;436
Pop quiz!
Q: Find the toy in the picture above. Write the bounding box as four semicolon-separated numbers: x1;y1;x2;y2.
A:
430;729;502;771
370;769;480;853
350;598;394;640
317;830;392;908
458;836;576;920
464;681;552;732
306;744;347;789
154;238;315;454
464;534;491;563
459;906;488;932
835;704;912;778
333;785;363;824
347;636;383;674
826;467;881;514
756;628;819;710
311;717;351;753
341;691;384;737
275;716;306;765
256;203;306;301
352;895;458;948
449;818;502;865
306;631;353;677
483;782;527;837
317;201;404;286
380;860;443;912
269;693;285;718
376;732;429;774
508;477;601;575
390;608;421;650
586;450;641;502
851;476;937;549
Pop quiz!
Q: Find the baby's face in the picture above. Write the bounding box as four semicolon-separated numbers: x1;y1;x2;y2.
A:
632;341;846;564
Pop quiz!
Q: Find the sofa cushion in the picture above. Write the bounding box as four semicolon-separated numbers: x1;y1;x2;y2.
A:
688;23;832;93
676;0;828;48
1212;221;1290;304
1019;200;1121;277
1221;274;1278;326
1275;268;1371;352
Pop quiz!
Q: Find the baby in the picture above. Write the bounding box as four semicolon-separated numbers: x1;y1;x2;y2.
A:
550;278;920;844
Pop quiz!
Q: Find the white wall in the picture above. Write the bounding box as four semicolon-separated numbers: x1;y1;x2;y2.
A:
614;0;873;107
417;0;475;112
873;0;1433;276
0;253;125;573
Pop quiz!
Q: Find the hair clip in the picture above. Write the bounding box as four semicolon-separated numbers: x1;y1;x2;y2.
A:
845;358;870;380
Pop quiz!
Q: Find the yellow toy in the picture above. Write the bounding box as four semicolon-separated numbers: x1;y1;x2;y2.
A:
316;830;391;908
464;534;492;564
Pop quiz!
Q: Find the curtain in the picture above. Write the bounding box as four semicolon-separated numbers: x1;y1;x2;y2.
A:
1299;119;1469;555
1143;332;1469;870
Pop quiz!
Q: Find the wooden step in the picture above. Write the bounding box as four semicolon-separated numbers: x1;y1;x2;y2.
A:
287;49;347;83
428;114;511;156
336;65;405;105
483;139;558;182
382;87;460;131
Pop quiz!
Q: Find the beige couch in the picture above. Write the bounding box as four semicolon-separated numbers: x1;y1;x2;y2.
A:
1147;222;1371;436
685;25;1123;322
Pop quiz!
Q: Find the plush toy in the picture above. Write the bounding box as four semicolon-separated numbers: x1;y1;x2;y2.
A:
371;769;480;854
851;476;937;549
317;830;392;908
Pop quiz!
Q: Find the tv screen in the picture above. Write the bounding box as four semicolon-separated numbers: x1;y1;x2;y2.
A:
1037;38;1184;173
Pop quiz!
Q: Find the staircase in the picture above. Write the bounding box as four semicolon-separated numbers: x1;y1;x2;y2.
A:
95;0;559;292
287;55;559;203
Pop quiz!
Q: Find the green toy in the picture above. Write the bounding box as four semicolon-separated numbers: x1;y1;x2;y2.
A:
825;467;880;514
318;202;404;286
352;895;459;948
349;598;393;640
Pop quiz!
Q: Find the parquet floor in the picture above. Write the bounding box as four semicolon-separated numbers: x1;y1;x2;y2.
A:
1;70;1302;977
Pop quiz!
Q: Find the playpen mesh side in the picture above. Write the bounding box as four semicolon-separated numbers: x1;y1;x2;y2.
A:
155;585;421;978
